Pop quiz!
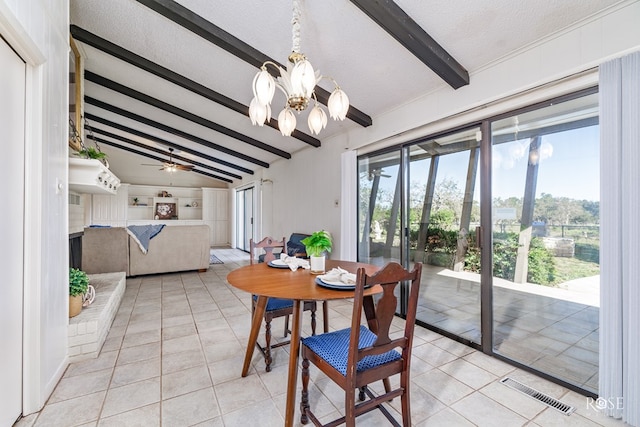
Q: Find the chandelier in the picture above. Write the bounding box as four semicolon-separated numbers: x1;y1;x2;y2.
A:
248;0;350;136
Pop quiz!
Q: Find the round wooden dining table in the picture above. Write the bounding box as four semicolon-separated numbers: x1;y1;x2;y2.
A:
227;259;381;427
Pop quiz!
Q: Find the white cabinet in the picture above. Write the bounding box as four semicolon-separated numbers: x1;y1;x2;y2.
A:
89;184;229;246
203;188;230;246
90;184;128;227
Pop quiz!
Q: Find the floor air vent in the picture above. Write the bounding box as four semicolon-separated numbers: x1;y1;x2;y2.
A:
501;377;575;415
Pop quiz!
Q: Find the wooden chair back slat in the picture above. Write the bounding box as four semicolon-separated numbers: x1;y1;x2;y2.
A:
249;236;286;265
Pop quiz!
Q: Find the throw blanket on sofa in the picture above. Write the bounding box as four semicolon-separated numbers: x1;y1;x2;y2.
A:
127;224;165;254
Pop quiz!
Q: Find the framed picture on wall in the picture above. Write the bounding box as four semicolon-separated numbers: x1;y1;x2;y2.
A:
155;202;176;219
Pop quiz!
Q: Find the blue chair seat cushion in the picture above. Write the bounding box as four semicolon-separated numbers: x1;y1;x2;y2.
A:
252;295;294;311
302;325;401;376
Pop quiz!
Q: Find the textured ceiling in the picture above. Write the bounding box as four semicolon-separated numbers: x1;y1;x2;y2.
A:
70;0;622;187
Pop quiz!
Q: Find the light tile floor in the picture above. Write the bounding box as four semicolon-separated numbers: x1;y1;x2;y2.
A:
16;249;624;427
414;266;600;393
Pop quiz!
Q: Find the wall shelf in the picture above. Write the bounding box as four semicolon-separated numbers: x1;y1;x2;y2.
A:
69;158;121;195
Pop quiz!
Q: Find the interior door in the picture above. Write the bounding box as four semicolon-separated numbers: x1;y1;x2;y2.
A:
0;37;26;426
235;187;254;252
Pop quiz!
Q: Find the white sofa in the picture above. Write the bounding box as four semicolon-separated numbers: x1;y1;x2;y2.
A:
82;225;210;276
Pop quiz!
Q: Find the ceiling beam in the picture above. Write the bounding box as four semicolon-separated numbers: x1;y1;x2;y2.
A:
70;25;321;147
134;0;373;128
84;113;246;178
85;96;269;169
89;126;238;181
349;0;469;89
93;137;233;183
85;71;291;159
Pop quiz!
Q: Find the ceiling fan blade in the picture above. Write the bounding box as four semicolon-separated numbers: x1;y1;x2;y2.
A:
175;165;194;171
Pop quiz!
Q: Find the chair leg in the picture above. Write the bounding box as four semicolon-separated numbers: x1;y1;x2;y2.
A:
400;388;410;427
322;301;329;333
284;314;290;337
400;372;410;427
300;358;310;425
383;377;392;393
310;306;317;336
358;386;366;401
264;319;273;372
345;387;356;427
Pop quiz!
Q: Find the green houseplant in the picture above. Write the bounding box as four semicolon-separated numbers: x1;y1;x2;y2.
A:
76;146;107;160
301;230;332;274
69;268;89;318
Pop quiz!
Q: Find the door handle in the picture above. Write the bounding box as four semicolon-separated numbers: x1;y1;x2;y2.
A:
475;226;482;249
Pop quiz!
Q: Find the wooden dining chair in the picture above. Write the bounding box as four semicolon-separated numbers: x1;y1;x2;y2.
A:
250;236;318;372
299;262;423;427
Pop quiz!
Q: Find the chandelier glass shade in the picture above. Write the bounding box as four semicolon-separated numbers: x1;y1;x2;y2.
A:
248;0;349;136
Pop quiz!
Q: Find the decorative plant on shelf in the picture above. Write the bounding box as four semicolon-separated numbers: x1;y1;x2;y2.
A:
76;146;107;160
69;268;89;318
301;230;332;274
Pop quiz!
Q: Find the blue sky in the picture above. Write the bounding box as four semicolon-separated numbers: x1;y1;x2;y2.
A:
370;125;600;203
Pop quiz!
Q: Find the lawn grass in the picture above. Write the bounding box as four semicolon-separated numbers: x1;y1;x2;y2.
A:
552;256;600;285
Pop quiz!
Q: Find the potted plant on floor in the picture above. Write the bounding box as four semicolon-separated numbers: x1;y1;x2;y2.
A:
301;230;332;274
69;268;89;318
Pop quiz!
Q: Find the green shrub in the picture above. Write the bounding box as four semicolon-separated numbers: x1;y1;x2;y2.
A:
492;236;518;281
527;238;556;286
69;268;89;296
575;242;600;263
461;233;556;286
426;227;458;253
464;246;481;272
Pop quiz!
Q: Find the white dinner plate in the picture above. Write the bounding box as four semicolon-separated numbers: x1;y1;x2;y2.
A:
267;259;289;268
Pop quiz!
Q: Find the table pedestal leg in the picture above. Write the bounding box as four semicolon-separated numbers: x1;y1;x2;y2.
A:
285;300;302;427
242;295;267;377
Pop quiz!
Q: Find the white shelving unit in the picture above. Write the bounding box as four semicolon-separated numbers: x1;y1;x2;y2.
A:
127;186;203;221
89;184;230;246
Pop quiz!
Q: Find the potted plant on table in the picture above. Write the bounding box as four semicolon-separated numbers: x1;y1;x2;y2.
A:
301;230;332;274
69;268;89;318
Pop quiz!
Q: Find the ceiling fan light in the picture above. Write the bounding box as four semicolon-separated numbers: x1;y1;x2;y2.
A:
249;97;271;126
328;88;349;120
290;58;316;98
308;105;327;135
252;69;275;106
278;107;297;136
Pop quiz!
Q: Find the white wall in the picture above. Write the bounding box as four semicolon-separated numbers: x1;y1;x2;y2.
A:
235;1;640;261
246;139;347;258
69;192;86;234
0;0;71;415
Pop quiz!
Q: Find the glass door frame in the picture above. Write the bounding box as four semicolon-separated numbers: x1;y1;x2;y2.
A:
481;86;599;396
235;186;254;252
404;123;485;349
358;86;599;396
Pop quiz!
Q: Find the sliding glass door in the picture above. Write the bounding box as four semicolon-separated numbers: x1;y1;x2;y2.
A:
235;187;254;252
407;127;482;344
490;91;600;393
357;88;600;394
358;150;402;267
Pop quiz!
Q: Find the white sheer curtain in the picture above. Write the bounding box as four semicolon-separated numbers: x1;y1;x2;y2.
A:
340;150;358;261
599;50;640;425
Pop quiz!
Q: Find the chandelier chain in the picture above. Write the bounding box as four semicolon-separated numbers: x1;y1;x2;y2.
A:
291;0;301;53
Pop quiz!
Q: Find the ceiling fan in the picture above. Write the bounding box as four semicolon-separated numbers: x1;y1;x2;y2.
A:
142;148;194;173
367;168;391;181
